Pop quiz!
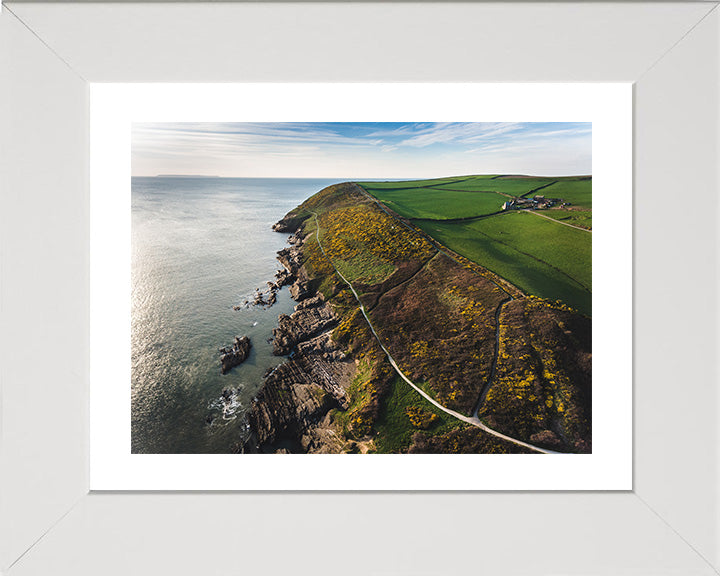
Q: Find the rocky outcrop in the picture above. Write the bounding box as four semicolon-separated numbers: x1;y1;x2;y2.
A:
233;233;306;312
276;238;315;303
219;336;251;374
276;246;302;278
272;294;337;356
245;327;353;453
274;268;293;289
272;214;309;233
248;359;333;448
289;280;311;301
243;217;354;454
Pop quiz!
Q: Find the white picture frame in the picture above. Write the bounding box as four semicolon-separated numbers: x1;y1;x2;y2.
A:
2;2;718;575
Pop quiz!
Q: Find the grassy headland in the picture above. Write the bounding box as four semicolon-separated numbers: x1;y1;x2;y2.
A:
255;177;592;454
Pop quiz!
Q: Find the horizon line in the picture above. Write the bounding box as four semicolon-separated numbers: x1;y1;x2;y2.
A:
133;173;593;179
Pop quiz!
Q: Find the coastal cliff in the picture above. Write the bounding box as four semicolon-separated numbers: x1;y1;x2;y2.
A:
244;182;592;454
243;226;355;454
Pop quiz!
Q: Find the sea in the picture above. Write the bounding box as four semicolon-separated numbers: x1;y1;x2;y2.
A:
131;176;341;453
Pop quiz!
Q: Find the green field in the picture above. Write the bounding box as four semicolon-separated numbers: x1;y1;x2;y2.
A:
416;211;591;315
541;209;593;230
424;175;499;187
361;187;507;220
360;175;592;315
478;212;590;289
432;176;557;197
356;176;468;190
542;178;592;208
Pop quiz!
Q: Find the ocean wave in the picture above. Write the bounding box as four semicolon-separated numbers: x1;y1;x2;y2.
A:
207;387;244;422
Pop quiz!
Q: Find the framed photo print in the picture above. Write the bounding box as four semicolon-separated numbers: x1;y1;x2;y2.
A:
90;82;631;491
2;2;718;575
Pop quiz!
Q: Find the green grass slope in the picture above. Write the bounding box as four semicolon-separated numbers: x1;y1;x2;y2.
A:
362;188;507;220
362;175;592;315
415;214;591;316
432;176;557;196
542;178;592;209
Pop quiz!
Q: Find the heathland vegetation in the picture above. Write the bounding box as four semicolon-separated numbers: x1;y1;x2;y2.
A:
248;176;592;454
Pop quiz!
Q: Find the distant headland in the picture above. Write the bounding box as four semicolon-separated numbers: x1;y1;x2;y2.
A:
154;174;221;178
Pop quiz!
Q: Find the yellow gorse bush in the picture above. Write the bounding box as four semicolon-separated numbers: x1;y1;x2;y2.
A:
319;204;436;267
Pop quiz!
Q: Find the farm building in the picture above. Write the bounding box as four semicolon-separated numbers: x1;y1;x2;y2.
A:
503;195;562;210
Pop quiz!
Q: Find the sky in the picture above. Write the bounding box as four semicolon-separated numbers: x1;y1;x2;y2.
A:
132;122;591;179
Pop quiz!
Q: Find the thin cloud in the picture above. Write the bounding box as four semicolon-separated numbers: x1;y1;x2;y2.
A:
132;121;591;178
396;122;523;148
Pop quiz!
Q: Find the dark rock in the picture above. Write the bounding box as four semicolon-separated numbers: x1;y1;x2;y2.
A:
272;214;309;234
274;268;294;287
245;360;333;448
244;331;353;453
294;293;324;311
219;336;252;374
276;247;301;274
243;214;353;454
272;297;337;356
289;280;311;301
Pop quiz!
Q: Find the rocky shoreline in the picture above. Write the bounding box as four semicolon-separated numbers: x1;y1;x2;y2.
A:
243;220;355;454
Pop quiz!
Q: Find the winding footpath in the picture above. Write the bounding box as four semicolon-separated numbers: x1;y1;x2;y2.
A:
471;296;512;420
309;211;559;455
